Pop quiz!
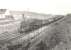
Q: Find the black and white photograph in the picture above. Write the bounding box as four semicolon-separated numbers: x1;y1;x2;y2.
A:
0;0;71;50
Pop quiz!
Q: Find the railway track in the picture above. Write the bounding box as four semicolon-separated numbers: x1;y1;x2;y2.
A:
0;13;64;50
4;15;64;50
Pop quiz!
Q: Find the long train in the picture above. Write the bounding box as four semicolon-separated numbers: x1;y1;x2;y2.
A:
0;10;64;50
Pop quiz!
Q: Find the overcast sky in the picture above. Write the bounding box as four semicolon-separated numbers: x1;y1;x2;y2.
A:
0;0;71;15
